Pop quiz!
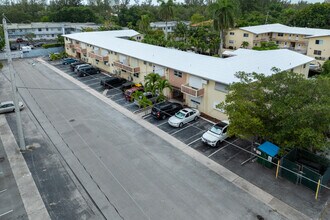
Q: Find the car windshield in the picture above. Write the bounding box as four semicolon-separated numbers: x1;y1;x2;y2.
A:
175;111;185;119
209;125;223;135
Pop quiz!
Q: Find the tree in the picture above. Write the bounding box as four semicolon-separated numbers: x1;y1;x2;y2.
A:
144;73;161;96
0;25;5;51
159;0;175;40
173;21;188;41
190;13;205;24
241;41;249;48
209;0;236;57
321;60;330;76
220;70;330;153
137;14;151;34
25;32;36;42
131;90;153;108
157;78;172;101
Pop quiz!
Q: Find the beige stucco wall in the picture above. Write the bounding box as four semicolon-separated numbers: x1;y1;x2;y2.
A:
306;36;330;65
226;29;254;49
64;36;311;121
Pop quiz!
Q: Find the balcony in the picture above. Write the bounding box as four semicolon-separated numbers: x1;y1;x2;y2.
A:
75;48;87;54
181;84;204;97
113;61;140;73
66;43;75;48
94;54;109;62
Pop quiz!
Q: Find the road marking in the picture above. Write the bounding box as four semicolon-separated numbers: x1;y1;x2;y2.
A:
208;138;239;158
185;131;205;143
142;114;151;119
157;121;170;127
224;145;251;164
123;102;134;107
112;97;125;102
0;210;13;217
102;89;108;96
0;188;7;194
170;124;193;135
86;81;99;87
187;137;201;146
81;78;98;83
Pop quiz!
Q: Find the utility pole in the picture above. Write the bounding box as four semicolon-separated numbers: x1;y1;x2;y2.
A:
2;16;26;150
265;11;269;25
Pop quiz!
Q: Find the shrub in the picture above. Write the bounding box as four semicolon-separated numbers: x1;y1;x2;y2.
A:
42;43;64;49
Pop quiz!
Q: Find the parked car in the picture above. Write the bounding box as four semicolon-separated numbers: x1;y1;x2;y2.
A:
62;58;78;65
100;77;127;89
21;46;32;53
70;62;85;71
16;38;24;43
10;45;17;51
74;64;91;72
151;101;183;120
77;66;100;77
121;81;135;92
133;92;158;108
124;86;144;101
33;42;45;47
0;101;24;114
202;121;230;147
168;108;200;128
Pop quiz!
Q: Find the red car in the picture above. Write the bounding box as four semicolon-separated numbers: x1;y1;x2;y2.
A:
16;38;24;43
124;86;144;102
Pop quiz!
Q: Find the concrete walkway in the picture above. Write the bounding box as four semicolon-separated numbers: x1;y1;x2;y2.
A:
0;115;51;220
38;58;310;220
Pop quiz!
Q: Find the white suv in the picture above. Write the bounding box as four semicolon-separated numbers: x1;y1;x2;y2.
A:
202;120;229;147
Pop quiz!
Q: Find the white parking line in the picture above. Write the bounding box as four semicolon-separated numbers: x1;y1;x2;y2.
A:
170;124;193;135
0;210;13;217
142;114;151;119
112;97;125;102
187;137;201;146
208;138;239;158
85;81;99;86
102;89;108;96
123;102;135;107
81;78;98;83
0;188;7;194
157;121;170;127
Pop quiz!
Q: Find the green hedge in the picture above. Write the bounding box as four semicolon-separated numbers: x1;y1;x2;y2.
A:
42;43;64;49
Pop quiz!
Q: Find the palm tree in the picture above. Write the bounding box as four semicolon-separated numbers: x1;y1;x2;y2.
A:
138;15;151;34
144;73;161;96
157;78;172;102
159;0;175;40
209;0;235;57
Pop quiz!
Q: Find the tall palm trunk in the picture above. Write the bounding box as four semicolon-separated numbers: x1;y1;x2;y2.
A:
165;20;168;40
219;29;223;58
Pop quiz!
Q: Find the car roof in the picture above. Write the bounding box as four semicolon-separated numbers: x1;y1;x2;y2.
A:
127;87;142;92
181;108;194;113
0;101;14;105
215;121;229;128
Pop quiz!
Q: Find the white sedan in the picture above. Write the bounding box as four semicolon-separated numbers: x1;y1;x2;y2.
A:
168;108;200;128
202;121;229;147
0;101;24;114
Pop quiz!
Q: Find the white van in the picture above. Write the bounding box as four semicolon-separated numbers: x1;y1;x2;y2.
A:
21;46;32;53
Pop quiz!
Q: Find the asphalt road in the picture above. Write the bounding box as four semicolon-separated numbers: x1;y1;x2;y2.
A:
8;59;287;220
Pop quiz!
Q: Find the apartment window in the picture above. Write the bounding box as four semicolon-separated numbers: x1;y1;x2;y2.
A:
303;64;306;68
143;61;147;65
314;50;322;55
284;42;287;45
229;32;234;35
46;28;49;31
278;33;284;37
38;28;42;31
214;82;228;93
58;28;61;31
315;40;323;45
243;33;249;37
276;41;279;44
51;34;54;37
149;62;152;66
229;40;234;44
256;35;258;37
133;72;139;78
174;70;182;78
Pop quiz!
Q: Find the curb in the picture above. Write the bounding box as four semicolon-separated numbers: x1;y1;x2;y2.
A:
38;58;310;220
0;115;51;220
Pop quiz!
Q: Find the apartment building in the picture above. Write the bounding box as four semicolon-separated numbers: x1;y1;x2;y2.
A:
150;21;190;34
7;22;100;41
226;23;330;64
64;30;313;120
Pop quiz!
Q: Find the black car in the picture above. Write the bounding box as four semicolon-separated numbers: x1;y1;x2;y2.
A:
100;77;127;89
151;101;183;120
10;45;17;50
120;81;135;92
70;62;85;71
77;67;100;77
33;42;45;47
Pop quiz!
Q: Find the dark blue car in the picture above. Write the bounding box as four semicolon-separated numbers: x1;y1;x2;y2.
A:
62;58;78;65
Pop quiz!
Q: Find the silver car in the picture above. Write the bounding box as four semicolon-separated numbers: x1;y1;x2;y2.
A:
202;120;229;147
168;108;200;128
0;101;24;114
74;64;91;73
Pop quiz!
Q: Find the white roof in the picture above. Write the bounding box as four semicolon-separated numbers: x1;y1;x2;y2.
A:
64;31;314;85
8;22;100;29
240;23;330;36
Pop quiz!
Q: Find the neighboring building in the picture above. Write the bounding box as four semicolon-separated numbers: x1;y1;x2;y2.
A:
7;22;100;41
226;23;330;64
64;30;313;120
150;21;190;33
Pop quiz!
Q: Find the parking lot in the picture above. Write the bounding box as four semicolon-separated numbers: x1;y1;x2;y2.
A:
51;60;253;166
48;59;329;218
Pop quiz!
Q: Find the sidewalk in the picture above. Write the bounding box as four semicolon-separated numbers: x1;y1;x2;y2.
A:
39;57;312;220
0;115;50;220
